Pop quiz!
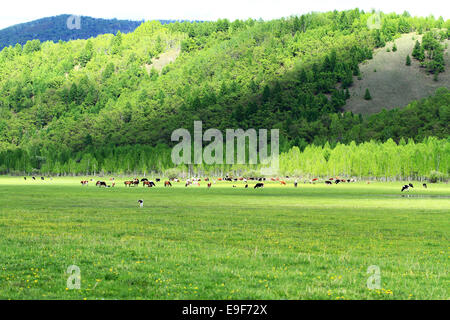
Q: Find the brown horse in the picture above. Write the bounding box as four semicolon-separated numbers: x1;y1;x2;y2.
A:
164;181;172;187
143;181;156;187
124;181;133;187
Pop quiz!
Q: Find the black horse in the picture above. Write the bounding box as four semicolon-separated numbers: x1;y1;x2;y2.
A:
96;181;107;187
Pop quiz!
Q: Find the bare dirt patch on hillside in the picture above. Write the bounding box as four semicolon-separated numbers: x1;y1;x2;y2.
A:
145;45;181;73
345;33;450;115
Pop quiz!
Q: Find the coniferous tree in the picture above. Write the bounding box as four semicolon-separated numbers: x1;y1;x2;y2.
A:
345;89;350;99
406;55;411;66
364;88;372;100
412;40;421;58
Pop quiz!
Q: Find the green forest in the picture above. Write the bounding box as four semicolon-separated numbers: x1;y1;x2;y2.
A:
0;9;449;178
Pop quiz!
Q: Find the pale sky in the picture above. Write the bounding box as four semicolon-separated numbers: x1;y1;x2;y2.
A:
0;0;448;29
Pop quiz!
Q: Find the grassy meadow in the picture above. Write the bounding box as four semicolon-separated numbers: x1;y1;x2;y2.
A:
0;176;448;300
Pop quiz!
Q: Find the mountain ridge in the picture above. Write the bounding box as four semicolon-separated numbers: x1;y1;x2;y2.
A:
0;14;193;49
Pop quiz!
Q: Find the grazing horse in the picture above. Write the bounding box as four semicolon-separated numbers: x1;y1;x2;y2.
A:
245;184;248;188
141;178;149;182
96;181;107;187
132;179;139;186
280;181;286;185
254;183;264;189
41;177;45;180
143;181;155;187
207;182;212;188
24;177;27;180
325;181;332;185
335;179;341;184
164;181;172;187
401;184;411;192
138;200;144;208
80;180;88;186
409;183;414;188
156;178;161;182
294;180;298;188
423;183;427;189
32;177;36;180
124;181;133;187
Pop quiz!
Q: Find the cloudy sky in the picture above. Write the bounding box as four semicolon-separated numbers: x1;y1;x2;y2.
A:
0;0;448;29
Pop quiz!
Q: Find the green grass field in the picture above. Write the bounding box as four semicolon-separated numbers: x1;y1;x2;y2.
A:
0;176;448;300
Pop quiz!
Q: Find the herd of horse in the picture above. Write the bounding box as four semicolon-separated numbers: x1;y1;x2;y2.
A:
24;175;428;192
89;177;173;188
82;176;359;189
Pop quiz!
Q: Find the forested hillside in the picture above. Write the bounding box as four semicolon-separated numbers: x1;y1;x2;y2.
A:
1;88;448;177
0;9;449;176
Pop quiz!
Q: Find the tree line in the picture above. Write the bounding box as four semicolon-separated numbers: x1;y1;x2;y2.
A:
1;135;448;181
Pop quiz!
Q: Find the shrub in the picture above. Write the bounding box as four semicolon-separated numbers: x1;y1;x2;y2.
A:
428;170;445;183
164;167;182;179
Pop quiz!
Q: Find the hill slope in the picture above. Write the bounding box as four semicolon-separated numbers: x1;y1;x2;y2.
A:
0;10;448;156
346;33;450;114
0;15;183;49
